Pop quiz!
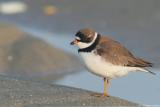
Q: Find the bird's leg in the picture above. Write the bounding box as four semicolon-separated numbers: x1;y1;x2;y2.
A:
103;77;110;97
91;77;110;97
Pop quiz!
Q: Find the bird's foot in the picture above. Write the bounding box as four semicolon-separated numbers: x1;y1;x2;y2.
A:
91;93;110;97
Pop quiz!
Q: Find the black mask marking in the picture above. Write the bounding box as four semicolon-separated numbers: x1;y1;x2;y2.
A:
75;32;92;43
78;34;101;53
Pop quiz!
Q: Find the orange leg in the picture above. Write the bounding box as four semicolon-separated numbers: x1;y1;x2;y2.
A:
91;77;110;97
103;77;110;97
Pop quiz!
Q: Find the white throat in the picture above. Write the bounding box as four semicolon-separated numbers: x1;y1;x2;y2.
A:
77;33;98;49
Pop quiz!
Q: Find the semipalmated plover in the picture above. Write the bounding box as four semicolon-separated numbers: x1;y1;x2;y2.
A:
70;28;155;97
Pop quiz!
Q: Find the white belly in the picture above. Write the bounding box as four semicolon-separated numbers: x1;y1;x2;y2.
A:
80;52;138;79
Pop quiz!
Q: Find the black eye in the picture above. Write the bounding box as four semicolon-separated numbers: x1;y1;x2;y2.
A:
75;32;91;43
75;32;82;38
75;32;83;40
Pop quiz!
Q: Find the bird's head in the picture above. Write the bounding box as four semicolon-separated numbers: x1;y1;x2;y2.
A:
70;28;98;49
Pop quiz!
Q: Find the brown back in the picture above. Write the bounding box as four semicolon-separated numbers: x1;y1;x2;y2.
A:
95;36;152;67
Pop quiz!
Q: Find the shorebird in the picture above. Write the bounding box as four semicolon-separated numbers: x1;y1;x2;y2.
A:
70;28;155;97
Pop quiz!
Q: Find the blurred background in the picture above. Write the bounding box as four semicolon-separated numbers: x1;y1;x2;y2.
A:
0;0;160;105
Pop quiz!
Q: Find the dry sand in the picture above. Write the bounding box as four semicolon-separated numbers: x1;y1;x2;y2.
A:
0;75;139;107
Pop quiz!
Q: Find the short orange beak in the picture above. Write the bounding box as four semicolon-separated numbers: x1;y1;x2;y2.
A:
70;39;79;45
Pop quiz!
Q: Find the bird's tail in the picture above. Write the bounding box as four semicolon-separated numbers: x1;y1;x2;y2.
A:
137;68;156;75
